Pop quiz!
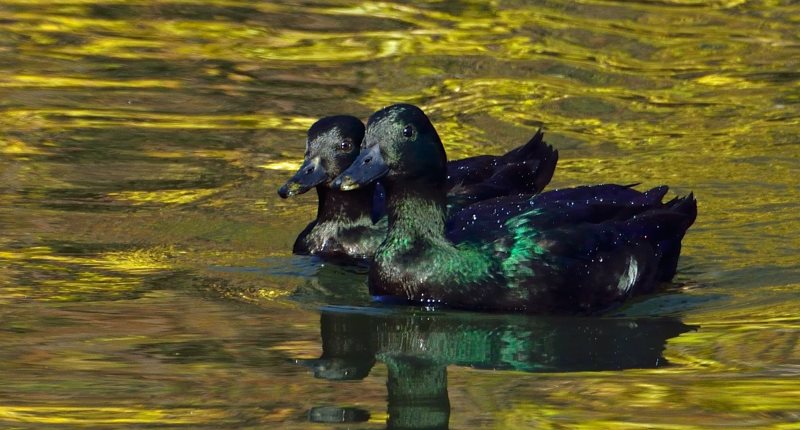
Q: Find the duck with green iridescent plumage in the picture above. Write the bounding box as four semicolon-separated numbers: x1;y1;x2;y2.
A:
332;104;697;314
278;115;558;263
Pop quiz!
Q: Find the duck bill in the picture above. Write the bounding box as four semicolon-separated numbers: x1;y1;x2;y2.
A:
277;157;328;198
333;145;388;191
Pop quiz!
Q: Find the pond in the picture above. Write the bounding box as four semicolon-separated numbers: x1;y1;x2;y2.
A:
1;0;799;428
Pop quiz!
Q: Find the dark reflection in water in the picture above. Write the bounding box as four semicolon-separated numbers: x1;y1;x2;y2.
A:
297;307;694;429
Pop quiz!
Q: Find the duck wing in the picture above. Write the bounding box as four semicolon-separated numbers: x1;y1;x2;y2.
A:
447;184;669;243
446;130;558;199
445;187;697;313
527;194;697;309
447;159;544;210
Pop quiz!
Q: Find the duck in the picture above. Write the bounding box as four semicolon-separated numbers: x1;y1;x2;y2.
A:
278;114;558;263
332;104;697;314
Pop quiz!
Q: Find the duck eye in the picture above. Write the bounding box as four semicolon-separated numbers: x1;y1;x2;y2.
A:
402;125;414;138
338;139;353;151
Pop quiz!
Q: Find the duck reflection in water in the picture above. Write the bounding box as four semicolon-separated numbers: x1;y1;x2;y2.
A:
296;307;695;430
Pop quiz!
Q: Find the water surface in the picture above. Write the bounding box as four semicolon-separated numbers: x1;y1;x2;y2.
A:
1;0;799;428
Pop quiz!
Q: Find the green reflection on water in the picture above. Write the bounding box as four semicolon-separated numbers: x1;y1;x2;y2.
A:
1;0;799;428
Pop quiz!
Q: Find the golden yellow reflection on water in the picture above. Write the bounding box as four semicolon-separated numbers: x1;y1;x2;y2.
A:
1;0;799;428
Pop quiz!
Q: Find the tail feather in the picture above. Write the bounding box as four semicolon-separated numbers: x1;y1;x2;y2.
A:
658;192;697;281
535;147;558;193
625;192;697;281
665;192;698;229
501;129;545;161
643;185;670;205
500;129;558;194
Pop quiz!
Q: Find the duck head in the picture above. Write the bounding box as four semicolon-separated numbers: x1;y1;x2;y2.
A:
332;104;447;190
278;115;365;198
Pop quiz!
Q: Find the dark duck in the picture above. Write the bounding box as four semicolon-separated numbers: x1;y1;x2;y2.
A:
332;104;697;314
278;114;558;262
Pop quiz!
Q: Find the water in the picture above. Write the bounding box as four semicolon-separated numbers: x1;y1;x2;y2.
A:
1;0;799;428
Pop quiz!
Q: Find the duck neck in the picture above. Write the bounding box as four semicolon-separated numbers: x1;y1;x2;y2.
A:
383;178;448;245
316;184;374;224
375;177;495;296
